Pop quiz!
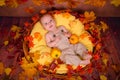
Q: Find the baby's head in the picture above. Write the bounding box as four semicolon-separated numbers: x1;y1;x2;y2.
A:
40;14;56;31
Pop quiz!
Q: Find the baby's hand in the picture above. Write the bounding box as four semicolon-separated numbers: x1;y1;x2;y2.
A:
52;36;61;47
64;32;71;38
55;36;61;42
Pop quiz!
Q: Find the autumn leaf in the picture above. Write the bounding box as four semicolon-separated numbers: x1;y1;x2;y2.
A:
31;14;39;23
80;32;89;39
84;0;106;7
57;0;67;4
111;0;120;7
43;0;55;5
17;0;28;4
38;65;43;71
5;68;12;75
24;21;30;27
40;9;47;14
10;25;21;39
93;53;100;60
5;0;19;8
62;12;71;18
4;40;9;46
102;53;109;66
100;75;107;80
75;65;82;72
84;23;90;30
96;43;102;51
0;0;5;6
0;62;4;74
28;41;34;48
83;11;96;23
32;0;43;6
87;67;93;74
24;6;35;14
67;0;80;8
100;21;109;32
24;68;37;79
11;25;19;32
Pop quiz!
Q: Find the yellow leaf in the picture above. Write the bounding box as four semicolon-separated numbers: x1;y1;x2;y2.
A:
84;11;96;23
0;0;5;6
32;0;43;6
57;0;67;3
100;21;108;32
111;0;120;7
100;75;107;80
103;59;108;65
11;25;21;32
0;62;4;74
24;68;37;78
77;76;82;80
84;0;106;7
5;68;12;75
14;32;21;40
62;12;71;18
4;40;9;46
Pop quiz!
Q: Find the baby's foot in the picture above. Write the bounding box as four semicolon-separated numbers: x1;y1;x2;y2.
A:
79;60;90;65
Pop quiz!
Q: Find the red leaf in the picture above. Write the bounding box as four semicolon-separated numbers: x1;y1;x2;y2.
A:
24;22;30;27
24;7;35;14
76;65;82;72
31;15;39;23
84;23;90;30
87;67;93;74
38;65;43;71
10;31;16;37
93;54;100;60
67;64;73;70
28;41;34;48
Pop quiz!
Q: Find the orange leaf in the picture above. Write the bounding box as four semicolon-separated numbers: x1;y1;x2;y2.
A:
24;22;30;27
96;43;102;51
40;9;47;14
34;32;42;41
28;41;34;48
31;14;39;23
76;65;82;72
84;23;90;30
87;67;93;74
38;65;43;71
67;64;73;70
93;54;100;60
80;33;89;39
24;7;34;14
79;17;85;22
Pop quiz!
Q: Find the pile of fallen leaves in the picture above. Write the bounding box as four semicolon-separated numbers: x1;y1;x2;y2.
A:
0;0;120;8
0;10;120;80
18;10;114;80
0;25;24;80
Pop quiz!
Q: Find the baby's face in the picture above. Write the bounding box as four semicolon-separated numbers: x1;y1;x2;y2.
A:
40;14;56;31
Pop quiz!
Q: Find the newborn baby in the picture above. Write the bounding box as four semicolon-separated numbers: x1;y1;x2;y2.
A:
40;14;92;66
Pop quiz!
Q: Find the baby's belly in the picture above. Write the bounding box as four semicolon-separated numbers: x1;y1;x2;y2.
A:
56;37;70;50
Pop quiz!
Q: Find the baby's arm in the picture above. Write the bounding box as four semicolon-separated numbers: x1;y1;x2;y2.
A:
45;33;60;47
59;26;71;37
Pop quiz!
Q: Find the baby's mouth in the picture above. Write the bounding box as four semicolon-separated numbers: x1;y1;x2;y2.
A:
49;25;53;28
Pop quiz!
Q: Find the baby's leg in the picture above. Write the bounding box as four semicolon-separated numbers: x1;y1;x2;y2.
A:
74;43;92;60
82;53;92;60
65;54;82;66
79;59;91;65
